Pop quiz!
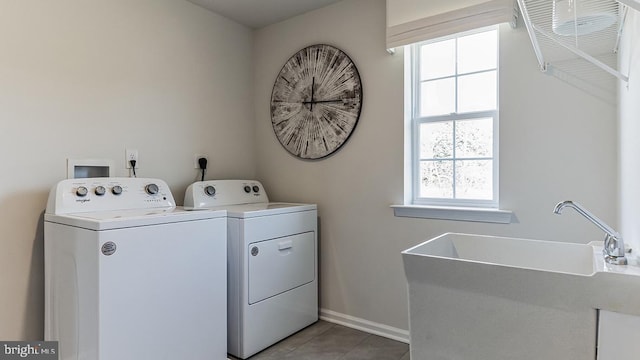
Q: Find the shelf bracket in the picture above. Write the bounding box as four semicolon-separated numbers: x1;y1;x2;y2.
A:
516;0;548;72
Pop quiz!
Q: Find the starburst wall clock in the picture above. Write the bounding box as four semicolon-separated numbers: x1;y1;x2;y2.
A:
270;44;363;160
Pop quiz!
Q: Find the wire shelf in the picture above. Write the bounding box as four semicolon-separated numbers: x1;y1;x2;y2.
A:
517;0;629;101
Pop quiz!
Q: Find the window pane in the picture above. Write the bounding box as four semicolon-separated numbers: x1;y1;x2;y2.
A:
420;39;455;80
455;118;493;158
458;30;497;74
411;27;499;206
420;160;453;198
455;160;493;200
420;121;453;159
458;71;496;113
420;78;455;116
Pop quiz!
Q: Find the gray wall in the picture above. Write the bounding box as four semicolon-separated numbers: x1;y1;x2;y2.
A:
0;0;255;339
253;0;617;331
0;0;620;341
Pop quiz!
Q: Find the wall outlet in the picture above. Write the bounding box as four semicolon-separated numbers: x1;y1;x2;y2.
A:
194;154;208;169
125;149;139;168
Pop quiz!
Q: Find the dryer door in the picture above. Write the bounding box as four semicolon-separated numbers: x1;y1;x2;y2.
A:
248;231;315;304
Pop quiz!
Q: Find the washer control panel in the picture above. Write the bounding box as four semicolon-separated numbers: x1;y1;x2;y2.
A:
184;180;268;209
46;177;176;215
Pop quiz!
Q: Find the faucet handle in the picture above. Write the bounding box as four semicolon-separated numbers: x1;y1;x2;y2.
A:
603;234;628;265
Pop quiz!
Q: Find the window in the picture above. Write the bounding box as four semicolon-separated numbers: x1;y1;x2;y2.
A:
410;27;499;208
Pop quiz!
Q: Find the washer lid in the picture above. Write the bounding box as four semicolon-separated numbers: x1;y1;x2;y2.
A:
44;207;226;230
225;202;317;218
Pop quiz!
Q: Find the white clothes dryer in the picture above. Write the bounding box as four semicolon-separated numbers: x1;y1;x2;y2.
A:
44;178;227;360
185;180;318;359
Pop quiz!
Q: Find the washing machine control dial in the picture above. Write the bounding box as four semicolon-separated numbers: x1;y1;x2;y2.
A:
244;185;251;193
252;185;260;193
95;186;106;196
76;186;88;197
204;185;216;196
145;183;159;195
111;185;123;195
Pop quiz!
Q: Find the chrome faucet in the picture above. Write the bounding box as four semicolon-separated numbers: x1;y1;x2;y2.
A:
553;200;627;265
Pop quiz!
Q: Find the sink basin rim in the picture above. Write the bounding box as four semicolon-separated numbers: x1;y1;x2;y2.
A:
403;232;596;276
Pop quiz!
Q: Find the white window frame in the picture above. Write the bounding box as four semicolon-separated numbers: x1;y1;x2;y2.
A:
410;26;499;209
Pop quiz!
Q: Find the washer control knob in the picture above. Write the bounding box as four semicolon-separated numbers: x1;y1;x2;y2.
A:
252;185;260;193
111;185;123;195
204;185;216;196
95;186;106;196
244;185;251;193
145;183;159;195
76;186;88;197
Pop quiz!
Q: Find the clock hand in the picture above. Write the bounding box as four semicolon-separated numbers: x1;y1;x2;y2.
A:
313;99;346;103
310;77;315;112
301;99;345;104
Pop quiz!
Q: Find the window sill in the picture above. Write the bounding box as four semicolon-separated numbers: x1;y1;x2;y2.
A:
391;204;514;224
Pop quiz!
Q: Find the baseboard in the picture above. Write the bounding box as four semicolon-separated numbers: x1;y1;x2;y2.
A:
319;308;410;344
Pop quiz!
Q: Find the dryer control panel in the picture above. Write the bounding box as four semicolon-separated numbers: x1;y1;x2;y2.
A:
46;177;175;215
184;179;268;209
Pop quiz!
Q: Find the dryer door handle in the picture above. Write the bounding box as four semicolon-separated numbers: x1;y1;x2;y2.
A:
278;240;293;251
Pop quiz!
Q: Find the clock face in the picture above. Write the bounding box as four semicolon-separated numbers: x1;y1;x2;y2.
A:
270;44;363;160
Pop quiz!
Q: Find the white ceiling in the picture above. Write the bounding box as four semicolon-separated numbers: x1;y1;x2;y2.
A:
186;0;343;29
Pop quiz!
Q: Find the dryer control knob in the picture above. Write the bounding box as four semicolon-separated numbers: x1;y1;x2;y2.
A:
76;186;88;197
95;186;106;196
112;185;123;195
204;185;216;196
252;185;260;193
244;185;251;193
145;183;159;195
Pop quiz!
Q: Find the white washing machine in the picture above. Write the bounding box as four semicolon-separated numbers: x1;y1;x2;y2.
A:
184;180;318;359
44;177;227;360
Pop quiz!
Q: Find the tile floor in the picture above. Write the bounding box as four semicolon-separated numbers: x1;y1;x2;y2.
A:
229;320;410;360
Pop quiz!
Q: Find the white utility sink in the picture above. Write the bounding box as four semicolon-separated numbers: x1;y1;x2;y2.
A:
410;232;595;276
402;232;640;360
